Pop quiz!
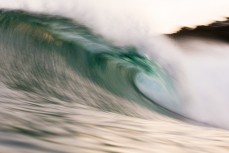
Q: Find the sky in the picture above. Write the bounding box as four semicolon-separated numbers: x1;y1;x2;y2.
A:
148;0;229;33
0;0;229;33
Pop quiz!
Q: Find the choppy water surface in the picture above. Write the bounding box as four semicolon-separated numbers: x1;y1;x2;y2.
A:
1;10;229;153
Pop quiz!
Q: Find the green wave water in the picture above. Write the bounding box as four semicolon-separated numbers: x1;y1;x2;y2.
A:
0;10;177;109
0;10;181;152
1;9;229;153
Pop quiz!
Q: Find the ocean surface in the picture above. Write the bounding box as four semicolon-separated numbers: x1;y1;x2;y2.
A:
1;2;229;153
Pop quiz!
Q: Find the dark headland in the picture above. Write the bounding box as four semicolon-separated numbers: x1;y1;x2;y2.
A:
169;17;229;43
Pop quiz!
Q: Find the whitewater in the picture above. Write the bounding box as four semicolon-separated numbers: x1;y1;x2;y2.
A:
1;0;229;153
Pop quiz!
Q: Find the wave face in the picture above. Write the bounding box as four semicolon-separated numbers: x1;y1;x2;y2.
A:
0;10;160;113
1;2;229;153
0;10;181;152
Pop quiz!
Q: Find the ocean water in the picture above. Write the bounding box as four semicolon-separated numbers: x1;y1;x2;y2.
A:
1;1;229;153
